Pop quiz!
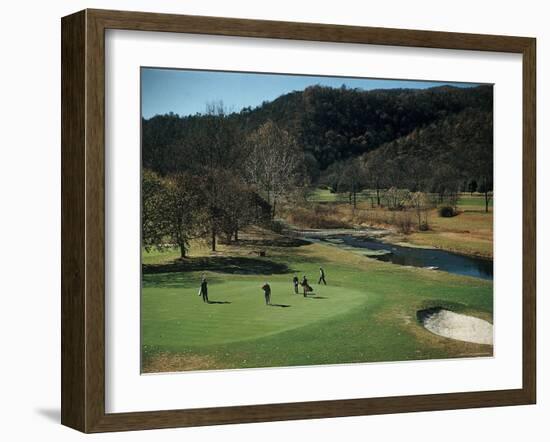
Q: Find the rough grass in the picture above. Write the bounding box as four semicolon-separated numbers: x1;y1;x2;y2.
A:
406;208;493;258
292;190;493;258
141;227;493;372
283;205;352;229
143;353;218;373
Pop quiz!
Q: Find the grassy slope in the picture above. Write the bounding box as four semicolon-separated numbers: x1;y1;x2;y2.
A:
142;232;493;372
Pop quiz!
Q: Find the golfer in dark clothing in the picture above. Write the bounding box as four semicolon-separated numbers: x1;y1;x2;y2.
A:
292;275;299;294
301;275;311;297
318;267;327;285
199;276;209;303
262;282;271;305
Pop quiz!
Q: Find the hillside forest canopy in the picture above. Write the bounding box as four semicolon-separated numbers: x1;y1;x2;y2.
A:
142;82;493;258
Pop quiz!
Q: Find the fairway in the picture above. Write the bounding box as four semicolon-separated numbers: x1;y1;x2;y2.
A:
142;233;493;373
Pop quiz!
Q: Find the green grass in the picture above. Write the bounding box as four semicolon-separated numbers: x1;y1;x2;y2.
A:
457;193;493;210
142;280;368;346
307;188;492;209
306;187;372;203
142;237;493;372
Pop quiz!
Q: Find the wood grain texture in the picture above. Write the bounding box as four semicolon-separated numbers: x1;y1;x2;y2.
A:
89;8;532;53
60;8;537;433
61;10;86;432
84;9;107;432
522;38;536;403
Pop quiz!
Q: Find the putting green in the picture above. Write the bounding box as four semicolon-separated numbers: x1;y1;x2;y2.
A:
142;279;368;347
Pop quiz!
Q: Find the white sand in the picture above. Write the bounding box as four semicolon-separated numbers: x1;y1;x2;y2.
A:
421;309;493;345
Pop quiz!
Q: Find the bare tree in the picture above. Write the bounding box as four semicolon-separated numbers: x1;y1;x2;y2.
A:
364;153;388;206
336;158;367;209
245;120;303;219
190;102;242;251
409;191;431;230
217;175;256;242
429;163;461;208
384;187;410;210
478;175;493;213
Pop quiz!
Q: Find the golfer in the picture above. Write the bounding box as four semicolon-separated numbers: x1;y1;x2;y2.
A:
292;275;299;294
198;275;209;303
262;282;271;305
318;267;327;285
301;275;312;297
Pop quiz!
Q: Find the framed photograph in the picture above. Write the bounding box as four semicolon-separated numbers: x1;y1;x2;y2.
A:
61;9;536;433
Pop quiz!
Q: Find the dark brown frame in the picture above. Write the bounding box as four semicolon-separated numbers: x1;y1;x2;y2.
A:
61;8;536;433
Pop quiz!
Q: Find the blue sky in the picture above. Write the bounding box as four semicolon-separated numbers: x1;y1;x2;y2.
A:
141;68;481;119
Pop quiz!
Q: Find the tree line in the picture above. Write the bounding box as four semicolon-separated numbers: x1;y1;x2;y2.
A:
143;104;305;257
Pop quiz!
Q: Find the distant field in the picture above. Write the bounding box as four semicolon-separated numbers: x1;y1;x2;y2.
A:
306;187;371;203
457;194;493;211
141;229;492;373
306;188;492;210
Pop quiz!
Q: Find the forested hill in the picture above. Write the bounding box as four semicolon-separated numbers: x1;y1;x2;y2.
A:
142;84;493;179
359;108;493;194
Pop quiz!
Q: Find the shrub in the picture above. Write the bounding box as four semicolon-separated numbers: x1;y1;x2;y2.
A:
383;187;411;210
269;220;285;233
438;206;457;217
353;210;370;225
396;211;413;234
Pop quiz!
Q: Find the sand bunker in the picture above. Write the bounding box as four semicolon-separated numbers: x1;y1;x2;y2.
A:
418;308;493;345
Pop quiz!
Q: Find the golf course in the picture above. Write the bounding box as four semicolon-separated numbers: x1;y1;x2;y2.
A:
140;76;494;373
141;196;493;373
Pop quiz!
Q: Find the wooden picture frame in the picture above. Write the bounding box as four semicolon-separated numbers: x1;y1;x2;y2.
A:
61;8;536;433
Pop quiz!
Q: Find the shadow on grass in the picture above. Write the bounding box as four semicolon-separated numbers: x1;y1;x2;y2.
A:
208;300;232;305
308;296;328;299
270;303;291;308
143;256;292;275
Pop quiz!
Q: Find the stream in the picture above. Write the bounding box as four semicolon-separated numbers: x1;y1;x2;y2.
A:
301;231;493;281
